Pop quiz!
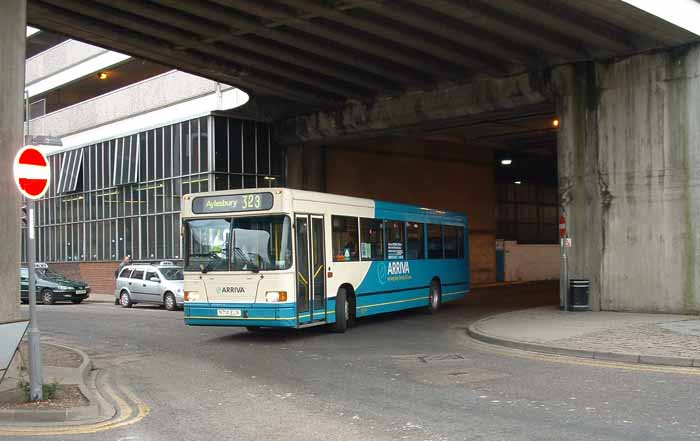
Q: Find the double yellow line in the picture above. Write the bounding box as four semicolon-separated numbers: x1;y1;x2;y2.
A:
0;382;149;436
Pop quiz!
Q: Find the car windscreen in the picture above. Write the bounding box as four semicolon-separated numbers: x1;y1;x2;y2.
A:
36;268;67;280
159;268;183;280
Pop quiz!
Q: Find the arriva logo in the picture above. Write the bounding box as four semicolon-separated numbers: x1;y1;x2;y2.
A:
216;286;245;295
387;261;410;276
377;261;412;285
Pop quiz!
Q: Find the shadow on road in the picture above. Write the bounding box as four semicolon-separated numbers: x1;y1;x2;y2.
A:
205;281;558;344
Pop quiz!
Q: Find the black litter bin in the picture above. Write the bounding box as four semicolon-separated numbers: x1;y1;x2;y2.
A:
568;279;591;311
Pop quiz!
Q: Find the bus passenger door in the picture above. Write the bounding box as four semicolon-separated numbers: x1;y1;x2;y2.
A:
295;215;326;325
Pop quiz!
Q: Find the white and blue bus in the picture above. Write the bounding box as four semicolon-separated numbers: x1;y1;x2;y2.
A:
181;188;469;332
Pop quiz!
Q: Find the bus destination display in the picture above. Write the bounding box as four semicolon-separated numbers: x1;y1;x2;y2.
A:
192;193;274;214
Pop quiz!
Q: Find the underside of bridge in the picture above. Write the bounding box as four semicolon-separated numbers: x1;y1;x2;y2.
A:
1;1;699;320
27;0;699;118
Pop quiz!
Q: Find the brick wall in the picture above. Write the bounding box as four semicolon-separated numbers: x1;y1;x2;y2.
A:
325;147;497;284
49;261;119;294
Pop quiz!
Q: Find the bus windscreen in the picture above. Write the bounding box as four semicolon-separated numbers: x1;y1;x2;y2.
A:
184;216;292;272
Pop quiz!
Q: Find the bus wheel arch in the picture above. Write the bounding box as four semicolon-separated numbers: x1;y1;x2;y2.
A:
342;283;357;327
427;277;442;314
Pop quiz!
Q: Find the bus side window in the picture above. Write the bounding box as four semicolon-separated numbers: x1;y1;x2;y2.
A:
427;224;443;259
444;226;460;258
406;222;424;259
332;215;359;262
385;221;405;260
360;218;384;261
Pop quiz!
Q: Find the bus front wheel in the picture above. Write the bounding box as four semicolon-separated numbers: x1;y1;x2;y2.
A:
427;281;441;314
332;288;349;333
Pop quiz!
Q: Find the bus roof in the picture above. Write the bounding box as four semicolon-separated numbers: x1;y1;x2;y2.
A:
183;188;467;225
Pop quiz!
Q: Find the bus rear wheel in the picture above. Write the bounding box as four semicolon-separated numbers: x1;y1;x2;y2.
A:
332;288;349;333
427;281;441;314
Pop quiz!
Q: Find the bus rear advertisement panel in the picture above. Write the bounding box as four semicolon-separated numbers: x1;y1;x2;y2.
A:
181;189;469;331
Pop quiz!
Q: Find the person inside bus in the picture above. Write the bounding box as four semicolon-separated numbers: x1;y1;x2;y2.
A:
342;233;357;261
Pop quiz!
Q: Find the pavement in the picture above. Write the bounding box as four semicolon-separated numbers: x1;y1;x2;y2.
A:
469;305;700;367
86;293;116;304
0;342;105;423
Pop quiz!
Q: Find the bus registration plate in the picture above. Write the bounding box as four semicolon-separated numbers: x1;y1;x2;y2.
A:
217;309;241;317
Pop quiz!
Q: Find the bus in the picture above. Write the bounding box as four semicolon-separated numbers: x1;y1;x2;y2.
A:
181;188;469;332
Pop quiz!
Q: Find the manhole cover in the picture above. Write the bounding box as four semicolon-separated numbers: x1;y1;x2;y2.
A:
418;354;465;363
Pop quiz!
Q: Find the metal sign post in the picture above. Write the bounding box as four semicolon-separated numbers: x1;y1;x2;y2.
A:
22;91;43;400
26;199;42;400
559;215;568;311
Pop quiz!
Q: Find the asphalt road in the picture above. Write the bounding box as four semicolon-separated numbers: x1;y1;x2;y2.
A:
9;281;700;441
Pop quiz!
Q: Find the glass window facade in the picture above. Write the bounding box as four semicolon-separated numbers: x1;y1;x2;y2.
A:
22;115;285;264
497;182;558;244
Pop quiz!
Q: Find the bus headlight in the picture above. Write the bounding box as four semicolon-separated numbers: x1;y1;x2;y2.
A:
265;291;287;302
184;291;199;301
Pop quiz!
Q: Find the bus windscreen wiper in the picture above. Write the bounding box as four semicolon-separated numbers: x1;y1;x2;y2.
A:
233;247;259;273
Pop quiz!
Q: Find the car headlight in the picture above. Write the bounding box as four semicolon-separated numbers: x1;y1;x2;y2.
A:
265;291;287;302
58;285;72;290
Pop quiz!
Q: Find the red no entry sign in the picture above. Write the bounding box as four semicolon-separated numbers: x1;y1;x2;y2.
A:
13;146;50;199
559;215;567;238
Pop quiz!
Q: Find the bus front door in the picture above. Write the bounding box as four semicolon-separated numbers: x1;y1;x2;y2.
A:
295;215;327;326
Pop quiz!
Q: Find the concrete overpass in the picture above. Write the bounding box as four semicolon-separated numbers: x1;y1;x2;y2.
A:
3;0;700;324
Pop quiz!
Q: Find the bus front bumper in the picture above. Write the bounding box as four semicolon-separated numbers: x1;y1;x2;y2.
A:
184;302;298;328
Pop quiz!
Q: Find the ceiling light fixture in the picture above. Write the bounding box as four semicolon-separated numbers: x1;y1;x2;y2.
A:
500;158;513;165
552;118;560;128
514;180;523;185
98;72;108;80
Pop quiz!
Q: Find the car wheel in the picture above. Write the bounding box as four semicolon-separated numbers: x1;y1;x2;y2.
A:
426;280;441;314
41;289;55;305
332;288;349;333
164;292;177;311
120;290;133;308
71;298;83;304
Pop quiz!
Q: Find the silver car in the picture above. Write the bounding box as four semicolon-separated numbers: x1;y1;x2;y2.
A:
115;262;184;311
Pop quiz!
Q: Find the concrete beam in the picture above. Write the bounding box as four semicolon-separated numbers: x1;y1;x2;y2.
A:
28;1;334;108
149;0;419;86
276;0;505;75
0;0;26;324
411;0;587;61
353;1;537;68
220;0;448;79
42;0;362;100
277;72;552;145
95;0;391;94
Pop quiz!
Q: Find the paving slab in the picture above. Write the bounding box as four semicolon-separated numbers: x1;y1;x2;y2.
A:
468;306;700;368
0;342;107;424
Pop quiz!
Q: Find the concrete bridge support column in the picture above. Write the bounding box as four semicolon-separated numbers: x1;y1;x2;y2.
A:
286;144;325;192
555;44;700;313
0;1;26;324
